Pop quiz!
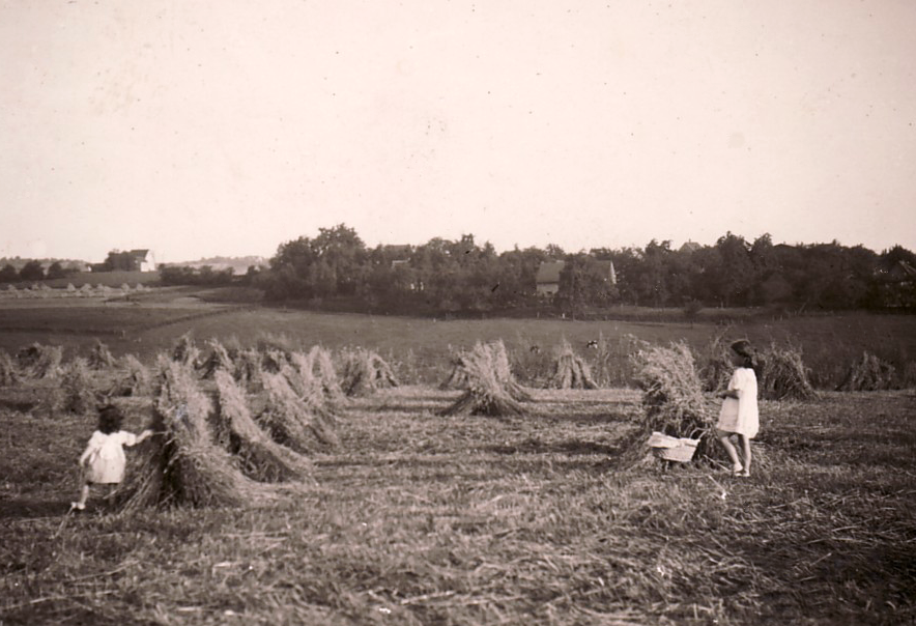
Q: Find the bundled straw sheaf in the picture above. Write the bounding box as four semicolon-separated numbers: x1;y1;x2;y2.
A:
339;348;399;397
258;373;340;453
279;359;339;424
758;343;816;400
16;343;63;379
305;345;344;399
113;354;153;397
440;341;525;417
0;350;19;386
212;371;311;482
620;342;718;465
232;348;266;393
88;339;116;370
118;357;250;512
170;333;201;369
51;357;99;415
199;339;235;380
633;342;710;436
836;351;896;391
547;339;598;390
441;341;532;401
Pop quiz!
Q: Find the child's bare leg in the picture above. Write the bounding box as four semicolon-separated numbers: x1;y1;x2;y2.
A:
716;429;743;472
73;484;90;510
738;435;752;476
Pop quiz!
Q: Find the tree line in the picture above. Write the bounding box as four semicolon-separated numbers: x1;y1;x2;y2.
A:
6;225;913;314
0;260;77;283
242;224;915;314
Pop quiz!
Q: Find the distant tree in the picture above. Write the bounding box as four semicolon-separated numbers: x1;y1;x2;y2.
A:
243;264;262;285
46;261;68;280
102;250;136;272
602;247;642;306
878;245;916;273
267;223;368;300
713;232;754;307
19;260;45;281
0;264;18;283
633;240;673;308
159;265;196;285
544;243;566;259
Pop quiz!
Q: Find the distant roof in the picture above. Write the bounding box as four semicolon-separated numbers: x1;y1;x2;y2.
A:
536;259;616;284
679;241;702;253
896;260;916;279
128;249;151;257
536;260;565;284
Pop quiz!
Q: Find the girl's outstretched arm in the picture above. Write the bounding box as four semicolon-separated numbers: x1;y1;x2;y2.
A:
136;429;154;443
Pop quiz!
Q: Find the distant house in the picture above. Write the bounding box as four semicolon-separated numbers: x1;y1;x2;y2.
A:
129;249;157;272
536;261;565;296
679;240;702;254
535;259;616;297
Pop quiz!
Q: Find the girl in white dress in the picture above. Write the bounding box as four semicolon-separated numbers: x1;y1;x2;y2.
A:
72;404;152;510
716;340;760;477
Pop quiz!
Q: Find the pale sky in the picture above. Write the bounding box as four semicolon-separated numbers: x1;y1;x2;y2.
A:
1;0;915;263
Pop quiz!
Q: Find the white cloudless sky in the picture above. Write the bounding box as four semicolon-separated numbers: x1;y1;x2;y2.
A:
1;0;915;263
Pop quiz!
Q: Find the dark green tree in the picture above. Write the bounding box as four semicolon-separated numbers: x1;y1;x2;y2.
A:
0;264;18;283
46;261;68;280
19;260;45;281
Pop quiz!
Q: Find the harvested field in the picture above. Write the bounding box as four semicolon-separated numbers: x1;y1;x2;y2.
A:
1;380;914;625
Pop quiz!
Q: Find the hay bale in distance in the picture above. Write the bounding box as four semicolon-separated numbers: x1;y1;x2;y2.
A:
199;339;235;380
548;339;598;390
0;350;20;386
88;339;117;370
758;343;816;400
16;343;63;379
113;354;153;397
170;333;201;368
51;357;98;415
440;352;470;390
440;342;525;417
836;351;896;391
441;341;532;402
339;348;399;397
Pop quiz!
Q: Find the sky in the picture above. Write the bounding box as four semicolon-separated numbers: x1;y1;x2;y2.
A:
1;0;915;264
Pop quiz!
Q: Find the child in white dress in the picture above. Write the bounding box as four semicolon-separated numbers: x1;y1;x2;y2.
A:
72;404;152;510
716;340;760;477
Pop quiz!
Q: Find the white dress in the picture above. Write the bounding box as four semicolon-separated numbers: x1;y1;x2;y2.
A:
81;430;139;484
716;367;759;438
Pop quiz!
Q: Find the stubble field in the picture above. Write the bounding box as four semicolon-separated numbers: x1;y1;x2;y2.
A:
0;290;915;625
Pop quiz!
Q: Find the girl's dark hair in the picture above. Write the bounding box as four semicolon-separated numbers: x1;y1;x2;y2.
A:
730;340;763;377
97;404;124;434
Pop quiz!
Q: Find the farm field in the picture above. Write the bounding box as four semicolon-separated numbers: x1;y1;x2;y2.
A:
1;287;915;388
1;382;914;625
1;288;915;624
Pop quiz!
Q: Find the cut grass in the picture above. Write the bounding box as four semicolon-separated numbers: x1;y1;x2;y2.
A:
1;383;914;625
